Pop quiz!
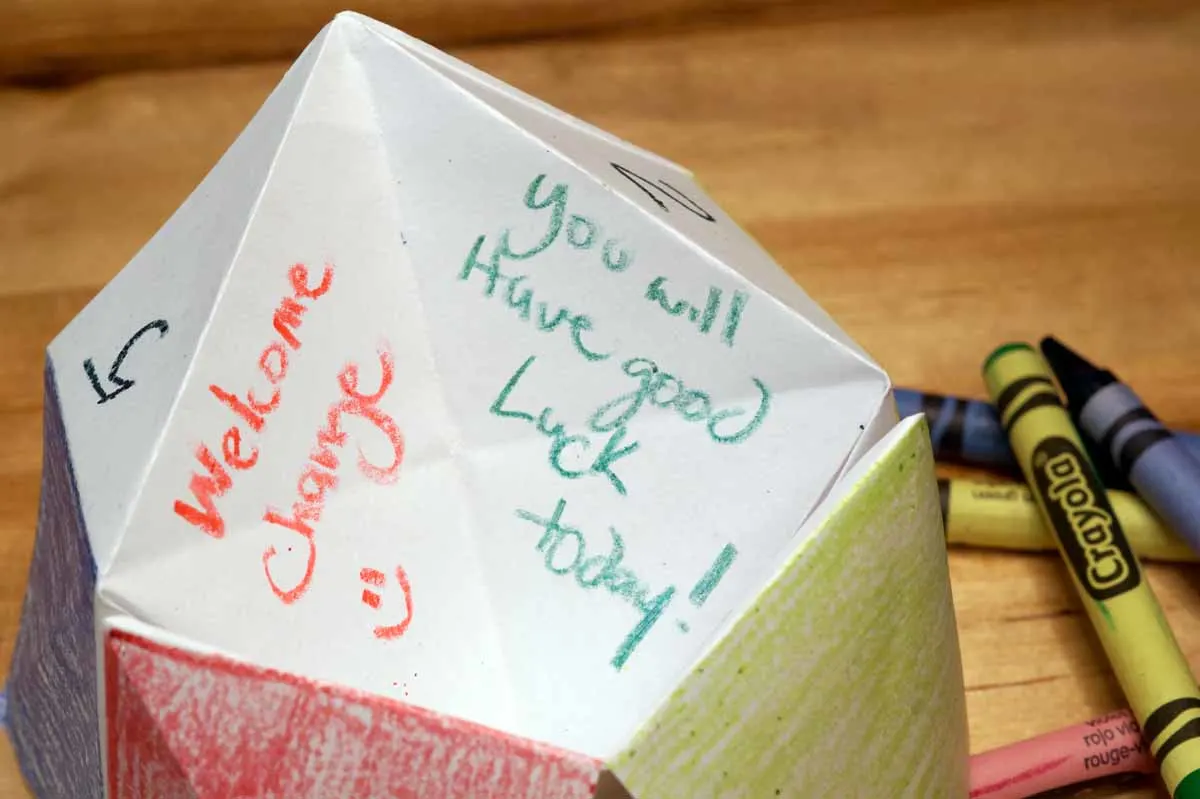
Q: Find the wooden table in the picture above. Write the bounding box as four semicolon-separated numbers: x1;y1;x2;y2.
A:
2;1;1199;796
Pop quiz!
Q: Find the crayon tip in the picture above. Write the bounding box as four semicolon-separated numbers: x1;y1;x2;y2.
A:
981;342;1033;374
1040;336;1117;412
1174;769;1200;799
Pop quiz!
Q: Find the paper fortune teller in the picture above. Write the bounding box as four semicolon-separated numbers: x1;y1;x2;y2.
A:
7;12;969;799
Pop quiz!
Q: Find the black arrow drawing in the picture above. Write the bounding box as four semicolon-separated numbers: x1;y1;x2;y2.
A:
83;319;170;404
610;162;716;222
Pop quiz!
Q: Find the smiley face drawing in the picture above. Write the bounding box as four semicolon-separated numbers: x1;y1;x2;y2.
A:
359;565;414;640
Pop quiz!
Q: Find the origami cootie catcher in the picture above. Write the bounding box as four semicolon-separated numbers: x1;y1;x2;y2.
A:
7;12;969;799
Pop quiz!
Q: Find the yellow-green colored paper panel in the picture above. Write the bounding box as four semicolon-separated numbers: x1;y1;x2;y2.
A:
610;418;968;798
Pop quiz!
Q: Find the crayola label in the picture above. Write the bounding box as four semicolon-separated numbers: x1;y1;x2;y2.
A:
1032;436;1140;600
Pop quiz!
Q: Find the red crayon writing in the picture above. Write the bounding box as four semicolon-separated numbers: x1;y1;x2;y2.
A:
360;565;414;640
262;344;405;604
173;263;334;538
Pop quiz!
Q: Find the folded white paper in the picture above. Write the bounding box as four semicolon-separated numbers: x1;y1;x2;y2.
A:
7;12;968;798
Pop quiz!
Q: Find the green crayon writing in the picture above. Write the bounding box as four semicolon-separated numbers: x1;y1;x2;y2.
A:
516;497;675;670
589;356;771;446
516;497;739;671
491;355;641;496
646;276;748;346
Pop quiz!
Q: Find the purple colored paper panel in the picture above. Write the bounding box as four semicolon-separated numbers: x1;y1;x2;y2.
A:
7;362;102;799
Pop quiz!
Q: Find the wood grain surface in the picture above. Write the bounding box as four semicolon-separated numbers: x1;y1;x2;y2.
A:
0;0;796;83
2;1;1199;796
0;0;1039;84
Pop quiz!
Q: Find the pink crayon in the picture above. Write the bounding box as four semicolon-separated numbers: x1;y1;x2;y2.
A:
970;710;1155;799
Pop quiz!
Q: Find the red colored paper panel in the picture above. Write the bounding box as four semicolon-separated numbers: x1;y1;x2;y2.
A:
105;629;601;799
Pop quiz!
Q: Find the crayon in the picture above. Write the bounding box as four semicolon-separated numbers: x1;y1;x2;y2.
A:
969;708;1154;799
1028;772;1149;798
939;477;1196;563
1041;336;1200;559
893;388;1023;470
894;388;1200;486
983;342;1200;799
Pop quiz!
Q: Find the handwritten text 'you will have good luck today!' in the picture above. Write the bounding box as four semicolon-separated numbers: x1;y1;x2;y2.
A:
170;263;410;639
459;170;771;669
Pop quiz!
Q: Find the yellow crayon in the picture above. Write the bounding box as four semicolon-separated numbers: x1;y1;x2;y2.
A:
939;477;1197;563
983;342;1200;799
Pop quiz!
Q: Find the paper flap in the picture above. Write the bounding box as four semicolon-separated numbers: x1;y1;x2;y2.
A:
6;364;104;799
103;619;602;799
44;30;331;573
610;415;968;797
351;15;877;366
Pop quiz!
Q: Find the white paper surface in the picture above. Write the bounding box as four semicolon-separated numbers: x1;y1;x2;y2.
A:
79;14;891;759
45;39;325;573
356;15;875;366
